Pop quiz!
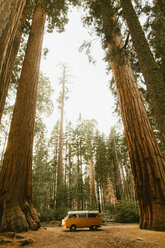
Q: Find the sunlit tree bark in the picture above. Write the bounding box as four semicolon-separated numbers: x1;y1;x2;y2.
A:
0;9;26;122
0;1;46;232
120;0;165;144
108;29;165;230
0;0;26;80
81;0;165;230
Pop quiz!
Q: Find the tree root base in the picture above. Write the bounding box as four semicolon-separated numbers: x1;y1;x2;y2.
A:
0;201;40;233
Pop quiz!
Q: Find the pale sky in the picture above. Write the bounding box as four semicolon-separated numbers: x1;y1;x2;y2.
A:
40;8;117;136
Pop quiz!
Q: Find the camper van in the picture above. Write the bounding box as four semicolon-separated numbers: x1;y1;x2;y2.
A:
62;211;102;231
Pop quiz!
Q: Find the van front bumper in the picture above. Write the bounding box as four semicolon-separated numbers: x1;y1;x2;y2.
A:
62;219;67;228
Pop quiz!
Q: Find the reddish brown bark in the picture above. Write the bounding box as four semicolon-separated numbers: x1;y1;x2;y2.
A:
0;0;26;76
0;14;25;122
120;0;165;144
108;30;165;230
0;2;46;232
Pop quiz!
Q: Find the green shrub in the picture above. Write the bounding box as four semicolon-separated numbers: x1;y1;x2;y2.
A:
105;204;116;215
87;202;98;211
54;207;68;221
114;201;139;223
39;207;68;222
39;208;56;222
100;212;113;223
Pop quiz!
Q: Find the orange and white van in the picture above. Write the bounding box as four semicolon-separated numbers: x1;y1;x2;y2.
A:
62;211;102;231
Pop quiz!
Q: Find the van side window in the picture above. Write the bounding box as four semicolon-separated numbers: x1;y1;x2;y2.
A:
69;214;76;218
88;214;97;218
78;214;87;218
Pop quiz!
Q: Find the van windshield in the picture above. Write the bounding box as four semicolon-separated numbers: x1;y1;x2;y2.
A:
69;214;76;218
64;215;68;219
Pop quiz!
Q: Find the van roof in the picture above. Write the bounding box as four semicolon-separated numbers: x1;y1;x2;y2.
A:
68;211;99;214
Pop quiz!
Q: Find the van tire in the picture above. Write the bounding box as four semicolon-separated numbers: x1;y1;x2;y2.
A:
90;225;98;231
70;225;77;231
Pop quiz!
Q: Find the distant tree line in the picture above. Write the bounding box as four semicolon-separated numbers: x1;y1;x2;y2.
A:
33;115;136;220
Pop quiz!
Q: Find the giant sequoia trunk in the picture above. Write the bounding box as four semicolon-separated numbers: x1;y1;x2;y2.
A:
108;30;165;230
0;2;46;232
120;0;165;144
0;0;26;77
0;11;25;122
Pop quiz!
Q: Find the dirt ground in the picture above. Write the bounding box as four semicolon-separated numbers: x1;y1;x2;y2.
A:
0;223;165;248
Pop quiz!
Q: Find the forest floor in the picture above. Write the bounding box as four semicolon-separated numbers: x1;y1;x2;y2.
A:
0;222;165;248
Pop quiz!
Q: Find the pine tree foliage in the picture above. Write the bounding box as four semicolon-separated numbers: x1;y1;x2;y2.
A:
32;113;133;219
143;1;165;82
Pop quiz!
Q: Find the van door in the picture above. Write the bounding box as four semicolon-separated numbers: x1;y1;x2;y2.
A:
77;213;87;227
88;213;100;226
68;214;77;228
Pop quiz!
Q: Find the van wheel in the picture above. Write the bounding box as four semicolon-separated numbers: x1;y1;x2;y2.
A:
90;225;98;231
70;225;77;231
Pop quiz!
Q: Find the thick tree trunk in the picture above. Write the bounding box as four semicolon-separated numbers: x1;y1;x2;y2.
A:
120;0;165;144
108;31;165;230
0;0;26;77
0;13;25;122
0;2;46;232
